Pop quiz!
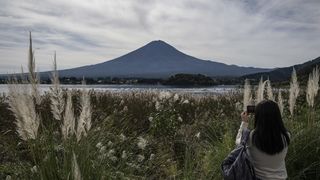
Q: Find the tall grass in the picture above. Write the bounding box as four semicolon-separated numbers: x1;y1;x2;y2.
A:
289;68;300;117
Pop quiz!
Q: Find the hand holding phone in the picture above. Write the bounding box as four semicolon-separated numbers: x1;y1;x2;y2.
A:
241;111;249;123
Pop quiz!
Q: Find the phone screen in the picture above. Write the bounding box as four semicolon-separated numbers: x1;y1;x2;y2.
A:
247;105;255;114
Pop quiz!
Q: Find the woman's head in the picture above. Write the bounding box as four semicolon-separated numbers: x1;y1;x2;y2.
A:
252;100;290;155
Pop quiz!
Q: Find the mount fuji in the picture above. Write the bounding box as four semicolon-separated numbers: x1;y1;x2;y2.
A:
57;40;270;78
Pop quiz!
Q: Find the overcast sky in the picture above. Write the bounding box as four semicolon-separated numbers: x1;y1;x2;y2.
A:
0;0;320;74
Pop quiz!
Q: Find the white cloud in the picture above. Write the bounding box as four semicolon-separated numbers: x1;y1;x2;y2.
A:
0;0;319;73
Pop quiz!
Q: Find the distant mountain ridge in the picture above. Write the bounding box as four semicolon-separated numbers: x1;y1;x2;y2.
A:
242;56;320;82
56;40;270;78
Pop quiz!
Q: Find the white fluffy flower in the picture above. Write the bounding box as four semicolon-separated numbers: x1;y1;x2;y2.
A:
96;142;103;149
123;106;128;112
107;149;115;157
149;154;155;161
107;141;113;147
195;132;201;138
137;154;145;162
100;146;106;154
121;150;127;159
159;91;172;100
31;165;38;173
155;101;161;110
173;94;179;101
137;137;148;150
182;99;189;104
120;133;127;141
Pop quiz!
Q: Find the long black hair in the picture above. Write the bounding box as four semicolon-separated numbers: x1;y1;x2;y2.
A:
252;100;290;155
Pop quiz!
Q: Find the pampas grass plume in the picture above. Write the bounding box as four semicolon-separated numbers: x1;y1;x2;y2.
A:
8;82;40;140
256;77;266;104
62;91;75;139
266;79;274;101
243;79;252;111
76;79;92;142
289;68;300;116
7;33;41;141
50;52;65;121
27;32;41;104
277;90;284;116
306;66;319;107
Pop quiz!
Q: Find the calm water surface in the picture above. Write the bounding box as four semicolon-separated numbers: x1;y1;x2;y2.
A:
0;84;238;95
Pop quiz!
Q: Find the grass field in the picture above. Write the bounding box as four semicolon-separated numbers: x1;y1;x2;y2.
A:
0;86;319;179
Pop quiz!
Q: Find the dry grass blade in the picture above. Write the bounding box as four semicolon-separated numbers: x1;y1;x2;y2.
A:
72;152;82;180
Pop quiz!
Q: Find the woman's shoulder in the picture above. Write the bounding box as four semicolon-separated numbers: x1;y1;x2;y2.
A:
287;131;291;138
248;130;255;145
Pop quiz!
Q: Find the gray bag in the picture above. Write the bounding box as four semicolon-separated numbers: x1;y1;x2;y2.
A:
221;129;257;180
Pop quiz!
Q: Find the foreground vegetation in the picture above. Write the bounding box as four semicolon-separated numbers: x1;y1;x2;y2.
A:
0;88;320;179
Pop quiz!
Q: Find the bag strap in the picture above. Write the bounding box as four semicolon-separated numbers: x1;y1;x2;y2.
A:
241;129;251;146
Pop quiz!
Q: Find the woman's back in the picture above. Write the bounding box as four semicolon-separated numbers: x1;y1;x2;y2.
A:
247;130;288;180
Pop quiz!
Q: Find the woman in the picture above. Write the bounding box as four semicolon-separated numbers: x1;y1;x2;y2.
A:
236;100;290;180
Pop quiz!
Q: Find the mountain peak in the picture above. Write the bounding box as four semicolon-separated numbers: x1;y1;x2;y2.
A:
134;40;181;57
144;40;176;49
148;40;170;45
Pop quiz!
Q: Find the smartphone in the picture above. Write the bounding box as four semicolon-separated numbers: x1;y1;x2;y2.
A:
247;105;255;114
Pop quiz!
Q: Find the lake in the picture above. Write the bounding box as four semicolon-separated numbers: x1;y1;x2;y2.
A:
0;84;238;95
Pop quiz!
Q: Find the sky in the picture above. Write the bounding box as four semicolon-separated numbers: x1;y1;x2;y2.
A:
0;0;320;74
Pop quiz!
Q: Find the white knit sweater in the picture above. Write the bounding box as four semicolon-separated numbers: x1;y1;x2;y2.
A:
235;122;289;180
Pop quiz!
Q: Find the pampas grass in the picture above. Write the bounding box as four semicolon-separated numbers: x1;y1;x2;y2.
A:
50;52;65;121
7;33;40;141
7;82;40;140
277;90;284;116
306;66;319;108
243;79;252;111
265;79;274;101
76;79;92;142
289;68;299;116
62;91;75;139
27;32;41;105
256;77;265;104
